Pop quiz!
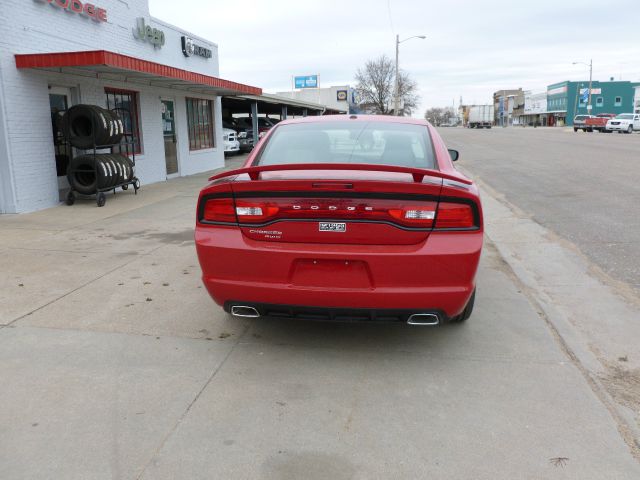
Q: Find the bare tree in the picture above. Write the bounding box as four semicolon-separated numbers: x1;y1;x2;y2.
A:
397;72;419;116
354;55;420;116
424;106;456;126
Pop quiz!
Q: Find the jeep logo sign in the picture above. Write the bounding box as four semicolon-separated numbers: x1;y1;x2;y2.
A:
181;36;212;59
35;0;107;22
133;18;165;48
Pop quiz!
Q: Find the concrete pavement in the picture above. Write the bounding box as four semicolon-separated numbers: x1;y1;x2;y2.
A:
439;126;640;453
1;153;639;479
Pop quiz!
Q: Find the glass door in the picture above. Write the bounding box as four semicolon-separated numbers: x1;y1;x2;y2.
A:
161;99;178;177
49;87;72;197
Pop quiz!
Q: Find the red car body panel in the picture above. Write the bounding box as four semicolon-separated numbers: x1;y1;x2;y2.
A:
195;115;483;322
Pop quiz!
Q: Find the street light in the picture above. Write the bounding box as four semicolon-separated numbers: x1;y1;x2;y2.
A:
573;59;593;114
394;34;426;116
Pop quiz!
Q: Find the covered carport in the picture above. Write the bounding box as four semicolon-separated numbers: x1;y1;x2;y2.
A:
221;93;332;145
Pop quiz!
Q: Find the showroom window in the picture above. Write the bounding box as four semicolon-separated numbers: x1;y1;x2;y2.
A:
186;98;216;150
105;88;142;154
615;96;622;107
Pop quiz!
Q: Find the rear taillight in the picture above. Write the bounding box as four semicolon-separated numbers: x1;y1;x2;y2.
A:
434;202;475;229
388;207;436;227
203;197;236;223
235;201;279;222
201;196;477;230
231;198;438;228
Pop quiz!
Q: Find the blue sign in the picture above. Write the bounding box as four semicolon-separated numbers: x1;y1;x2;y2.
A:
580;88;589;103
294;75;318;89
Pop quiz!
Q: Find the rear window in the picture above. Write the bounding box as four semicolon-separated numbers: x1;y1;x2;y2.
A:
574;115;589;121
254;121;436;169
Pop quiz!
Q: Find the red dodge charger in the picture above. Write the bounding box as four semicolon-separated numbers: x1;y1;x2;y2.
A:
195;115;482;325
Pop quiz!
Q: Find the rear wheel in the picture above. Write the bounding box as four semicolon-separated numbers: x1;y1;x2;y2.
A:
450;289;475;323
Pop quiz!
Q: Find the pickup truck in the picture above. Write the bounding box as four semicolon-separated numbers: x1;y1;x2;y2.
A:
573;115;593;132
584;113;617;132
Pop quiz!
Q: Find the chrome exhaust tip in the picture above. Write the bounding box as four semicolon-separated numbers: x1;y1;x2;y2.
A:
231;306;260;318
407;313;440;326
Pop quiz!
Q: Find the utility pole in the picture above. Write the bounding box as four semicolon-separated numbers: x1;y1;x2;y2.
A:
393;35;425;116
587;58;593;114
394;34;400;116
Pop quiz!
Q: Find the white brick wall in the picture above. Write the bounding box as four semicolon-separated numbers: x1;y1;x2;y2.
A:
0;0;227;213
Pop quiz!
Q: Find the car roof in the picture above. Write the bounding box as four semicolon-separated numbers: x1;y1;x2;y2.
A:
276;114;430;127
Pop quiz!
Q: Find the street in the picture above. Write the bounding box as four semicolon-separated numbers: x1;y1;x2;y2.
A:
1;139;640;478
439;127;640;292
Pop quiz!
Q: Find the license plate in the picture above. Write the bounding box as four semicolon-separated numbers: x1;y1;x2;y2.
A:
319;222;346;232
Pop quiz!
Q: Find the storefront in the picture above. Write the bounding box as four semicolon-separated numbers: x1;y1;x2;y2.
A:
521;91;547;126
0;0;260;213
546;83;568;127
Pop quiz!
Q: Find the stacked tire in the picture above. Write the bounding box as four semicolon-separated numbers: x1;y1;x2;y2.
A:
67;154;135;195
62;105;124;148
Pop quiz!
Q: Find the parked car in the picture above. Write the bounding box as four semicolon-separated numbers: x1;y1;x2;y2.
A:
606;113;640;133
573;115;594;132
195;115;483;325
584;113;617;132
234;117;278;152
223;128;240;155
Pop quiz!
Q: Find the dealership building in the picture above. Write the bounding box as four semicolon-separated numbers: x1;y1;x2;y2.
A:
0;0;262;213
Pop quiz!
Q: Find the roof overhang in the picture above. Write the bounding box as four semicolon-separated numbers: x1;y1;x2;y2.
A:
15;50;261;97
239;93;328;111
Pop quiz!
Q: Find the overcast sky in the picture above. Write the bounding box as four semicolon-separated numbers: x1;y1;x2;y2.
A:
149;0;640;117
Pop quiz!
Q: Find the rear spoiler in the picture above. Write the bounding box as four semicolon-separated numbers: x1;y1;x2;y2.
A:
209;163;472;185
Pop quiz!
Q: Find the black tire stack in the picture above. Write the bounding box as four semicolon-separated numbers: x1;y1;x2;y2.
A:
63;105;137;203
67;154;135;195
63;105;124;148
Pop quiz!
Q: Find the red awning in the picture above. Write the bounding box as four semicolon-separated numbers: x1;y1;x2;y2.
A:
15;50;261;97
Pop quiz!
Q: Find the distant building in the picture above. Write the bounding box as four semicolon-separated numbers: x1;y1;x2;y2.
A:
493;89;524;126
458;105;471;126
546;80;640;126
276;85;352;114
521;91;547;126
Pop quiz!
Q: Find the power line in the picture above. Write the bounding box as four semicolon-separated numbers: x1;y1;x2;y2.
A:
386;0;395;36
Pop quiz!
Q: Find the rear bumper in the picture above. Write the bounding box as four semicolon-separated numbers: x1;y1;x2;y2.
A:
224;301;450;324
195;226;482;318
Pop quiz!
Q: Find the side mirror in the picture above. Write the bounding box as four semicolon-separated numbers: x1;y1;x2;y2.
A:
448;149;459;161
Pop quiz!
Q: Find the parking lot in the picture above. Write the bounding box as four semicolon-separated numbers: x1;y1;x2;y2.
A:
2;131;640;479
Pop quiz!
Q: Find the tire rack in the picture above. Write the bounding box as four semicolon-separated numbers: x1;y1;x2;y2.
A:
64;106;140;207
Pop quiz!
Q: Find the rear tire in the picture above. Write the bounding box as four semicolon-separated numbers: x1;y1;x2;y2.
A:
450;289;475;323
